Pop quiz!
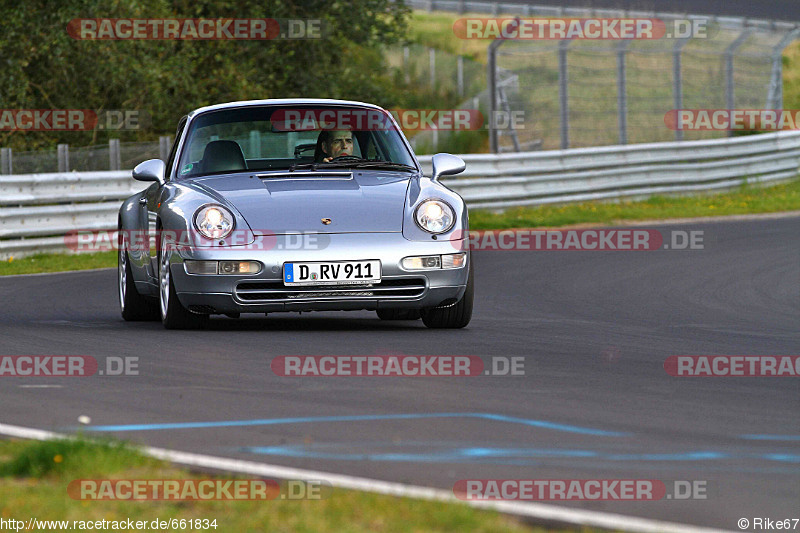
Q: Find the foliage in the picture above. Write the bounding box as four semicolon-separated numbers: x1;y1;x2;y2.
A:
0;0;410;150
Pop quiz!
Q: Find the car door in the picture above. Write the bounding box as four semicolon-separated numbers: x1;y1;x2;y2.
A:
142;117;187;282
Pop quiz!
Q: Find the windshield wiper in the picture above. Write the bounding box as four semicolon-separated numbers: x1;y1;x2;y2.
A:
287;158;416;172
347;161;417;172
288;156;366;171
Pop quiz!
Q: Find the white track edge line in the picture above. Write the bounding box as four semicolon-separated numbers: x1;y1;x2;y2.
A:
0;422;735;533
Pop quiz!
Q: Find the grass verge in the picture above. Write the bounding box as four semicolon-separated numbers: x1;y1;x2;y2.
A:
1;180;798;277
0;437;571;533
0;250;117;276
469;179;800;229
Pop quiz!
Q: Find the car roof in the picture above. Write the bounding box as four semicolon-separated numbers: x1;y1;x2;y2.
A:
187;99;386;118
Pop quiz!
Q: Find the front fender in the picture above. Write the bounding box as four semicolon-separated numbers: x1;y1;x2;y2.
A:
402;177;468;242
118;192;153;290
157;182;255;248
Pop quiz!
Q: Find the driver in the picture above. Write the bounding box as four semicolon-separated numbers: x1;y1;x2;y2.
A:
319;129;354;162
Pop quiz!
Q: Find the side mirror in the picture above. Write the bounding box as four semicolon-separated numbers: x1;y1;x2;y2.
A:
132;159;166;184
431;153;465;181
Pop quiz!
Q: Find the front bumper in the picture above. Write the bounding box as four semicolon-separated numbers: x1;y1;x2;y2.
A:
168;232;469;314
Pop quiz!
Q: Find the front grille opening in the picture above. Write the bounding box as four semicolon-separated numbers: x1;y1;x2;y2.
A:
189;305;217;314
235;278;426;302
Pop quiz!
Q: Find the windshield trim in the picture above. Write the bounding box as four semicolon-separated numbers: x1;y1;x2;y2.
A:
173;103;420;180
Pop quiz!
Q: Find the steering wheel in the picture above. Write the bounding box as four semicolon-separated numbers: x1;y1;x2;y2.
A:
326;155;363;162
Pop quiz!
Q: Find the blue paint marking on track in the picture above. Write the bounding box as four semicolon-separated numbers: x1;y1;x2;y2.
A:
242;444;800;464
83;413;630;436
243;445;601;462
603;451;728;461
740;434;800;441
762;454;800;463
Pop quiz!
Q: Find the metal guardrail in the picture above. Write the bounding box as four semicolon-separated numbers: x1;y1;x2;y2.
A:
425;131;800;209
1;131;798;258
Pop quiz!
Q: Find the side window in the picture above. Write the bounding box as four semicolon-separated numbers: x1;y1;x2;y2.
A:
165;116;188;180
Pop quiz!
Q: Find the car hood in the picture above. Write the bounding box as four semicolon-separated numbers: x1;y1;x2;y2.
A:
190;172;411;234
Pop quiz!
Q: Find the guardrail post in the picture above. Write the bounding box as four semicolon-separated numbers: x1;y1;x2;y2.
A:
498;86;521;152
488;41;498;152
673;37;691;141
57;144;70;172
0;148;11;175
403;46;410;84
249;130;262;158
457;55;464;97
109;139;121;170
767;28;800;110
159;136;172;161
429;47;436;89
487;18;521;154
616;40;631;145
725;29;754;137
559;39;573;149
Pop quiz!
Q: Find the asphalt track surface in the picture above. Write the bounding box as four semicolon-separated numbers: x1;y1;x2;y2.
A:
493;0;800;22
1;217;798;530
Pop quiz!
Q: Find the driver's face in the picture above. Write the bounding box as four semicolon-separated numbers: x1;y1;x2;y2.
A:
325;131;353;158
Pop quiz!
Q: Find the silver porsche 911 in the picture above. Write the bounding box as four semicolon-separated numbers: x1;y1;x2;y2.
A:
118;99;473;329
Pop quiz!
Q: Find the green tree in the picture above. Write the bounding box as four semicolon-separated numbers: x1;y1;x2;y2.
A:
0;0;410;150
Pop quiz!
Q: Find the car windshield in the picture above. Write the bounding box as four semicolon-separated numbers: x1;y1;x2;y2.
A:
176;105;417;178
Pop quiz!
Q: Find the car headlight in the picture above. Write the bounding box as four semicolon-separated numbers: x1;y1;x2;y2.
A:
414;199;455;234
194;205;235;240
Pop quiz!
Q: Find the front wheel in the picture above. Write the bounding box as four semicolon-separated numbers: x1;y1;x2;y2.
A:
421;260;474;329
159;241;206;330
119;234;158;321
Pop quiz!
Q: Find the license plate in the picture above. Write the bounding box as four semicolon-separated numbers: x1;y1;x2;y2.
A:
283;260;381;286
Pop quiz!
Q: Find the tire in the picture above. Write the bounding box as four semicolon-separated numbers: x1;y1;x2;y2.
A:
421;260;474;329
118;233;159;321
159;240;205;330
376;308;421;320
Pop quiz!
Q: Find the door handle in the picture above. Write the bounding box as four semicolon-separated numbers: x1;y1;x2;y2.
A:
139;198;147;205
